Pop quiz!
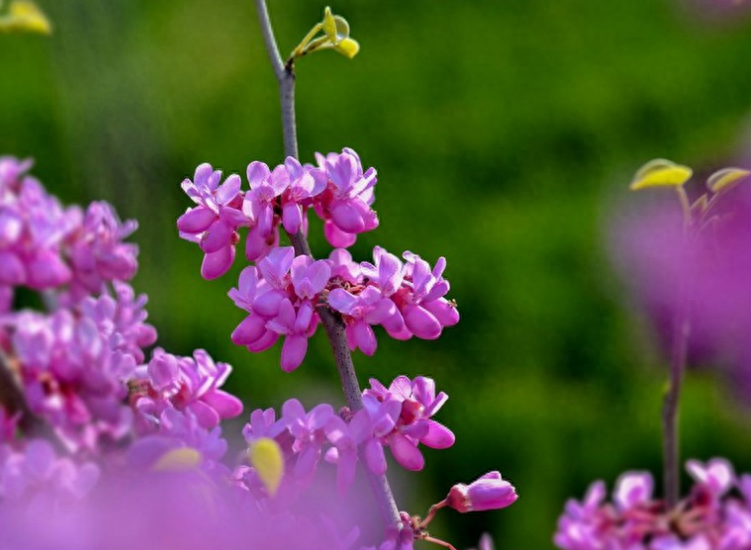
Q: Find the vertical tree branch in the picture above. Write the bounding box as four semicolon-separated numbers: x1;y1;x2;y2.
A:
252;0;401;529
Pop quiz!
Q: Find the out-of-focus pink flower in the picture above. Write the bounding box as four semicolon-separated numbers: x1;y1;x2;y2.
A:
613;165;751;401
554;458;751;550
131;348;242;433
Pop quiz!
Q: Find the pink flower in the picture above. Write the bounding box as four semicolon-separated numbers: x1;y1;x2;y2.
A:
446;471;518;513
178;163;247;279
363;375;454;472
279;157;327;234
313;148;379;247
554;458;751;550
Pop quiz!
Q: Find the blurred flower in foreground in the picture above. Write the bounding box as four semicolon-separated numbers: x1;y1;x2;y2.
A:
681;0;751;21
554;458;751;550
613;160;751;398
0;0;51;34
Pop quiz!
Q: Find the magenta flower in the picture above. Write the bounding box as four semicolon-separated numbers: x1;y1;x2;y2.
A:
279;157;327;234
132;348;242;432
65;201;139;299
363;375;454;472
313;148;379;247
242;161;288;260
10;306;135;452
686;457;735;498
394;252;457;340
127;407;228;474
178;163;247;279
282;399;335;480
328;248;361;283
325;409;388;494
0;439;99;503
290;255;331;301
360;246;404;297
446;471;518;513
242;407;285;443
328;286;400;355
266;299;318;372
554;458;751;550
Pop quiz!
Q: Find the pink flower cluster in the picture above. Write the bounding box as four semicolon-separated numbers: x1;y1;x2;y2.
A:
177;148;378;279
126;347;243;474
0;437;99;505
228;246;458;371
0;157;138;309
4;282;156;452
178;147;458;370
131;347;242;433
238;375;452;498
0;159;244;502
555;458;751;550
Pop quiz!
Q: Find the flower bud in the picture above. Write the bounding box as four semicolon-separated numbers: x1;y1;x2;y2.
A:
446;471;518;513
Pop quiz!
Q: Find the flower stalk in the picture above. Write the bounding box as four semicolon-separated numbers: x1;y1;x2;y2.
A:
663;236;691;509
252;0;402;530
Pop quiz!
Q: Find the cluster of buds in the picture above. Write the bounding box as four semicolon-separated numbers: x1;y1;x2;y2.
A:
555;459;751;550
5;283;156;452
176;134;516;550
0;158;242;504
177;148;378;279
228;245;458;371
238;375;453;498
0;157;139;308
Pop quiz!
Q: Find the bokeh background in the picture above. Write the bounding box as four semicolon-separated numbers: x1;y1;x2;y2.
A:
3;1;751;548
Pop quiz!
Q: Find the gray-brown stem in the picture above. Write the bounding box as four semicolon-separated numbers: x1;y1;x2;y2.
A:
253;0;402;529
662;276;690;509
0;349;43;435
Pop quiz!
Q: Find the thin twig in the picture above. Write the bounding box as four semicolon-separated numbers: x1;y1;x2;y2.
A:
662;239;691;509
252;0;401;529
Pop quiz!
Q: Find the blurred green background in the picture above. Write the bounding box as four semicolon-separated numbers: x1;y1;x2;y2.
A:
3;1;751;548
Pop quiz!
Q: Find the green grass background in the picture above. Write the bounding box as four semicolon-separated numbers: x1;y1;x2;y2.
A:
3;1;751;548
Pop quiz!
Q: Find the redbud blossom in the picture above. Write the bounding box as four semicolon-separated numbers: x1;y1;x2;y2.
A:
446;471;518;513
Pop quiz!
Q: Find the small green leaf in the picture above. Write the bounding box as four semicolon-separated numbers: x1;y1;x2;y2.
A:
322;7;337;42
630;159;692;191
707;168;751;194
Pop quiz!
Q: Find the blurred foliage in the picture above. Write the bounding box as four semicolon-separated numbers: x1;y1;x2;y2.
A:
3;0;751;548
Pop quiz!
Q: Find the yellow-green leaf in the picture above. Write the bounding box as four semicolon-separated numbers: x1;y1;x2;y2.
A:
630;159;692;191
322;7;337;43
334;37;360;59
152;448;202;472
249;438;284;496
707;168;751;193
0;0;51;34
